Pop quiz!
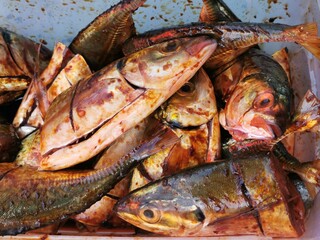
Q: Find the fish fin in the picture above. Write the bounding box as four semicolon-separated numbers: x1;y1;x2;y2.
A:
295;23;320;60
299;37;320;60
33;42;50;119
275;90;320;143
298;22;318;36
200;0;241;23
130;123;180;161
273;142;320;186
272;47;291;82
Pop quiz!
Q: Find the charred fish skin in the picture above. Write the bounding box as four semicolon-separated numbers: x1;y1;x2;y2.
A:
115;154;305;237
0;124;178;235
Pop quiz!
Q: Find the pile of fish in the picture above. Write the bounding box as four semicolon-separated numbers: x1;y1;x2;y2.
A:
0;0;319;238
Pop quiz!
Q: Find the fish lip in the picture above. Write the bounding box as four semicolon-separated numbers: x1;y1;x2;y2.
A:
185;37;217;56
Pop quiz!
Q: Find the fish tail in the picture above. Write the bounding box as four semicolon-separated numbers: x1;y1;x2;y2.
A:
273;142;320;186
299;38;320;60
297;160;320;186
294;23;320;60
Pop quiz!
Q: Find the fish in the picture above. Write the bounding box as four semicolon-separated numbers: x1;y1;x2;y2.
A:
0;123;179;235
39;36;217;170
69;0;146;70
155;68;217;128
122;21;320;71
217;48;293;141
115;153;307;237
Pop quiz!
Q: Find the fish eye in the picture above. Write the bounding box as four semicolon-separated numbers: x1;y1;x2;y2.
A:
177;82;195;96
138;204;161;224
254;92;274;109
161;40;180;53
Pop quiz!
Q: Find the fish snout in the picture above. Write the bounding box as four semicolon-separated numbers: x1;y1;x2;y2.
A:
185;36;217;57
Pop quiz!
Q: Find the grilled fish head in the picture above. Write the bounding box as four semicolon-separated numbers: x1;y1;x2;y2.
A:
156;68;216;128
219;75;292;141
119;36;217;90
115;179;206;236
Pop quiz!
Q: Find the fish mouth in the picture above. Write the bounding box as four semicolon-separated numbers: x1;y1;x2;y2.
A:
185;37;217;56
225;116;282;141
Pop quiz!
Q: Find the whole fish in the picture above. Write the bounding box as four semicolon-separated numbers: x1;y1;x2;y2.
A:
0;123;179;235
39;36;217;170
115;154;308;237
197;0;295;143
217;48;292;141
122;21;320;70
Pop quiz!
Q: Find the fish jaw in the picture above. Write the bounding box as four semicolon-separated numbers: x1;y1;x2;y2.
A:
220;109;279;141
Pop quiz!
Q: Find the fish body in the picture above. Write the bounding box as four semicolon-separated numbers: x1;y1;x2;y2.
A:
39;36;217;170
0;124;178;235
130;121;220;192
217;48;292;141
122;22;320;70
115;154;305;237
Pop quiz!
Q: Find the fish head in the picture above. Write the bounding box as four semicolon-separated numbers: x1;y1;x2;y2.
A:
115;179;206;236
119;36;217;91
219;76;291;141
156;68;216;127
